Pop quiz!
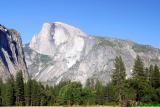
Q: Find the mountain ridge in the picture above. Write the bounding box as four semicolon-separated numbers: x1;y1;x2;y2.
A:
0;24;29;81
24;22;160;85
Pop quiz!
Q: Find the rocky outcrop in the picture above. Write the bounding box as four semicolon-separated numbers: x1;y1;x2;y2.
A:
24;22;160;85
0;24;28;81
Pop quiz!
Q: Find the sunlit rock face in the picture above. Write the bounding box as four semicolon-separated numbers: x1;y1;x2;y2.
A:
27;22;91;85
29;22;86;68
0;25;29;81
25;22;160;86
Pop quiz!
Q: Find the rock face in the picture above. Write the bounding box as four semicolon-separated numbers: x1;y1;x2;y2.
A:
24;22;160;85
0;25;28;81
29;22;87;68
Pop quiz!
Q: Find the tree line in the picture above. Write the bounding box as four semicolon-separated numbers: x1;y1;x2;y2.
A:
110;56;160;106
0;55;160;106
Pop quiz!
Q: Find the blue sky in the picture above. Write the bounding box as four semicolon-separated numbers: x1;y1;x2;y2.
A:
0;0;160;48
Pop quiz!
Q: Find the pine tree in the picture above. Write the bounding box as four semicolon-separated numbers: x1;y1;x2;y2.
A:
132;55;145;80
85;78;95;89
149;65;154;75
150;65;160;89
112;56;126;105
15;71;25;106
58;82;82;105
25;79;32;106
53;80;71;104
81;87;95;105
39;83;48;106
5;79;15;106
112;56;126;85
46;86;55;106
95;80;104;105
104;82;116;104
31;80;41;106
148;65;154;81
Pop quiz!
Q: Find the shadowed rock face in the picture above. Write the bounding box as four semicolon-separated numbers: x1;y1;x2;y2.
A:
0;25;28;81
24;22;160;86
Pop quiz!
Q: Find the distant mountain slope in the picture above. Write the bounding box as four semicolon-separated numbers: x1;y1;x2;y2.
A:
0;25;29;81
24;22;160;85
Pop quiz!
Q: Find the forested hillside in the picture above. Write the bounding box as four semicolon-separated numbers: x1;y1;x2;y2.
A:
0;55;160;106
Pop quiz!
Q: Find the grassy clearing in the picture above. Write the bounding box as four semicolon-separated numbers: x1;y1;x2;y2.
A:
12;105;119;107
13;106;119;107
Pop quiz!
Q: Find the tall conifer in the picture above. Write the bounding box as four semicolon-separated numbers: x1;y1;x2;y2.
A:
15;71;25;106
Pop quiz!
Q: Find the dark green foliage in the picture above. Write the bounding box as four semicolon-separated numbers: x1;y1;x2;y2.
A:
45;86;55;106
39;83;48;106
25;79;32;106
147;65;154;82
132;55;146;80
15;71;25;106
4;79;15;106
25;79;49;106
112;56;126;105
104;82;116;104
1;55;160;106
80;87;95;105
124;79;153;102
51;81;71;105
112;56;126;85
58;81;96;106
155;88;160;103
95;80;105;105
150;65;160;89
58;82;82;105
30;80;41;106
144;67;150;82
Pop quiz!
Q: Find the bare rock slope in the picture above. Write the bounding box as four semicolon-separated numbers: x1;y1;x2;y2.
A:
0;25;28;81
24;22;160;85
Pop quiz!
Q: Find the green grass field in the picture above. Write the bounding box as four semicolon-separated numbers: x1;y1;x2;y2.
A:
13;105;119;107
13;105;160;107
